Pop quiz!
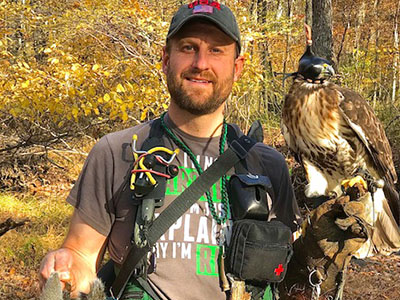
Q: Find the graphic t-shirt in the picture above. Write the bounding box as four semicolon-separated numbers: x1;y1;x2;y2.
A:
67;115;301;300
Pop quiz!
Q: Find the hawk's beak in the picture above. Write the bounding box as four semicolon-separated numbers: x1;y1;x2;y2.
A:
323;64;335;77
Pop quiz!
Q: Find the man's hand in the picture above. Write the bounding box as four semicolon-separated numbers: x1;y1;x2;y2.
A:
38;210;107;298
39;248;73;291
39;247;95;297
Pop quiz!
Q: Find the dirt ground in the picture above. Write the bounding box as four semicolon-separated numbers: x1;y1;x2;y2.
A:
344;254;400;300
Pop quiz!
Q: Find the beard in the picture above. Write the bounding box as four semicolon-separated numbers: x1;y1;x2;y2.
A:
166;67;234;116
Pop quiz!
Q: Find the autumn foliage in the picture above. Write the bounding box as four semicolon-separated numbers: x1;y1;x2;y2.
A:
1;0;400;182
2;1;400;299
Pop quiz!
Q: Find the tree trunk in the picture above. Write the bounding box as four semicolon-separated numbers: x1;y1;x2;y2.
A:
312;0;334;66
282;0;294;88
257;0;273;113
336;21;349;68
372;0;381;105
305;0;312;27
354;1;366;55
276;0;283;19
392;0;400;103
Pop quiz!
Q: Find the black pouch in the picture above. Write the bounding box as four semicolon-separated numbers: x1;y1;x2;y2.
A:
226;219;293;283
227;174;274;220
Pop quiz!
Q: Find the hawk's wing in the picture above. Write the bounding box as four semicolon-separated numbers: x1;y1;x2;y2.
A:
337;85;400;223
337;86;396;184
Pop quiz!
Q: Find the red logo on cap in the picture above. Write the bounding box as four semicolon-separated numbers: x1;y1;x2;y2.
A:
193;5;213;14
188;0;221;10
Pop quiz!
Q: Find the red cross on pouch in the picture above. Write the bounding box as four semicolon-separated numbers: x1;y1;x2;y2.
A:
274;264;284;276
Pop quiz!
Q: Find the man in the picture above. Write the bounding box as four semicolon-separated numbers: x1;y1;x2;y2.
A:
39;1;301;299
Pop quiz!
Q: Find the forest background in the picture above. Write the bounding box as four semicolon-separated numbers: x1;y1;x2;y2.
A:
1;0;400;299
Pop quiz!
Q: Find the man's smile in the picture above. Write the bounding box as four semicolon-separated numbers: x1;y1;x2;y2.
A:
185;76;213;83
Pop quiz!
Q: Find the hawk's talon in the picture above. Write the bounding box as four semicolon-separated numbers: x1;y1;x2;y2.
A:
328;191;337;199
341;176;367;191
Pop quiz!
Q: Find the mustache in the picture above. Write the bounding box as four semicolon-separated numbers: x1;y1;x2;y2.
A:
182;70;216;82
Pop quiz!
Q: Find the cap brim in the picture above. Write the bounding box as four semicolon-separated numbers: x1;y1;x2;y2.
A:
167;14;239;44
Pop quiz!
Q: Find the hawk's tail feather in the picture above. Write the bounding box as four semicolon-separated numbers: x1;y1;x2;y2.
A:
383;183;400;225
372;199;400;255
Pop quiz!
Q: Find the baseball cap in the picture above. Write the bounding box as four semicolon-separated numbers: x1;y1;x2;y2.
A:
167;1;241;53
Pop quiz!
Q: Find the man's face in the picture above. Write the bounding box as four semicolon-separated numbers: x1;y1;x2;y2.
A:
162;21;244;115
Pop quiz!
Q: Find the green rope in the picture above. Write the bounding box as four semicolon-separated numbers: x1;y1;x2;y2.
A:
160;112;229;225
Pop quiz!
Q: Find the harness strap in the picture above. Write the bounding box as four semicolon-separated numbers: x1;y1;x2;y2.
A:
110;128;257;300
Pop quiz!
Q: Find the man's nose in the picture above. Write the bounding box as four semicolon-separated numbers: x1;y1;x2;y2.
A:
192;48;210;70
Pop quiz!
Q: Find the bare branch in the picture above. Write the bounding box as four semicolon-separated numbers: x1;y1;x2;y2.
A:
0;218;29;237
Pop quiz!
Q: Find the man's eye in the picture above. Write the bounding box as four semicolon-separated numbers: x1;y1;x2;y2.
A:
211;48;223;54
182;45;195;51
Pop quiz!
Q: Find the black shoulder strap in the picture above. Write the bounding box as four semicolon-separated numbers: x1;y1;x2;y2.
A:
227;124;248;174
247;120;264;143
140;118;164;150
226;121;263;144
227;122;263;175
110;130;257;300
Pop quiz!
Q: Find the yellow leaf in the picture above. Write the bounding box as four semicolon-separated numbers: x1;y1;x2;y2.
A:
21;98;30;108
21;80;30;88
72;63;80;71
84;107;91;116
116;83;125;93
1;50;11;57
92;64;100;71
125;69;132;78
43;48;52;53
103;94;110;102
140;109;147;121
121;111;128;122
94;108;100;115
126;82;133;91
88;86;96;96
68;88;76;96
104;71;110;77
23;62;29;69
71;106;79;120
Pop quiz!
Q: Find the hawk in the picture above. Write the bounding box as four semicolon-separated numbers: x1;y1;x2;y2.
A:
281;25;400;257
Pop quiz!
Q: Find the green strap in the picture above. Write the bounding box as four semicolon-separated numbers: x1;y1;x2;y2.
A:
121;279;153;300
160;112;229;224
263;285;273;300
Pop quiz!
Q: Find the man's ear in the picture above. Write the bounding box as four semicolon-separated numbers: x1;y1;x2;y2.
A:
233;55;245;82
162;46;169;75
